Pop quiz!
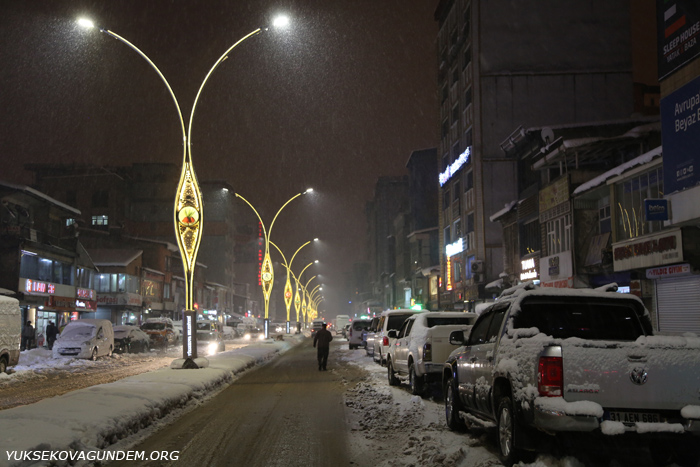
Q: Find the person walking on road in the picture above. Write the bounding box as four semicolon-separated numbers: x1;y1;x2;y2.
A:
313;323;333;371
46;321;58;350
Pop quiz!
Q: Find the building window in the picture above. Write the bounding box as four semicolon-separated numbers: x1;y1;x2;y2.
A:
92;215;108;226
453;180;461;201
452;104;460;125
441;119;449;140
599;198;611;234
463;47;471;70
443;187;450;210
466;213;475;233
463;6;471;38
452;142;461;160
91;190;109;208
444;226;451;246
520;220;540;256
452;67;459;86
465;170;474;191
441;84;448;104
465;127;473;148
65;218;75;227
454;259;463;283
546;214;572;255
614;167;663;241
465;87;472;108
454;219;463;239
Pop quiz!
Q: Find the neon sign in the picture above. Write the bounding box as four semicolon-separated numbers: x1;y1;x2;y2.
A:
446;258;453;291
439;147;471;186
520;258;538;281
446;238;464;257
25;279;56;295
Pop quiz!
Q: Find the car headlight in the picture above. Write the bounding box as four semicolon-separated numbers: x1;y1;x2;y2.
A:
244;334;251;340
258;334;265;340
207;342;218;356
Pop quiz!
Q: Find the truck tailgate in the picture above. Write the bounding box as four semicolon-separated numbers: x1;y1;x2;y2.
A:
429;325;472;364
561;337;700;411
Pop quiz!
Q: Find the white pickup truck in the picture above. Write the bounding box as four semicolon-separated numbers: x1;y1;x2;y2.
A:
442;283;700;467
386;311;477;396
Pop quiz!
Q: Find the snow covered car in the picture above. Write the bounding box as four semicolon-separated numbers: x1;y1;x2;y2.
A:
348;319;372;349
113;325;150;353
442;282;700;466
53;319;114;360
243;328;265;341
141;318;178;348
0;295;21;373
364;317;380;357
386;311;477;395
196;330;226;356
372;309;424;365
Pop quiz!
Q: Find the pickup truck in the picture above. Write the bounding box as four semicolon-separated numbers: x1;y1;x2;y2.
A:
386;311;477;396
442;282;700;467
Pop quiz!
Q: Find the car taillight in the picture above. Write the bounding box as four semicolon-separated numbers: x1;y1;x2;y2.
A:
538;356;563;397
423;343;432;361
382;336;389;346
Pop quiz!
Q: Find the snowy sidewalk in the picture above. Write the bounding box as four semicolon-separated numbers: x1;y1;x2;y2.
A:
0;334;305;467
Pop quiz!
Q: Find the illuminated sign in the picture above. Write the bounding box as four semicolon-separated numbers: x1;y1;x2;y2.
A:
439;147;471;186
25;279;56;295
520;258;538;281
446;258;453;291
76;288;95;300
445;238;464;257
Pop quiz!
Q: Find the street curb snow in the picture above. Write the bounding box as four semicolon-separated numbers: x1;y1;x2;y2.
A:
0;335;305;467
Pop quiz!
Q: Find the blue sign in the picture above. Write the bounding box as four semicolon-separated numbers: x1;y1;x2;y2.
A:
645;199;669;221
661;76;700;194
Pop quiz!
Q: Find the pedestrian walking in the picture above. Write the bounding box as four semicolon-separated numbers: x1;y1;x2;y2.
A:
21;320;35;351
46;321;58;350
313;323;333;371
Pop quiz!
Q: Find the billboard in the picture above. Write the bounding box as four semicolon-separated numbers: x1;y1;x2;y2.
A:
661;76;700;194
657;0;700;80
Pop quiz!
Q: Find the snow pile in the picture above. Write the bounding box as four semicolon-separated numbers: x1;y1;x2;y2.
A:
0;336;302;467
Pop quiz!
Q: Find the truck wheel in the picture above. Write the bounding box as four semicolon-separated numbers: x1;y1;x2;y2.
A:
387;359;399;386
409;362;424;396
0;357;7;374
496;396;526;467
445;376;466;431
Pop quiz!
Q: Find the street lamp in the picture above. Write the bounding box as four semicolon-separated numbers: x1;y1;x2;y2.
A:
270;238;318;333
301;274;318;324
78;15;290;366
236;190;313;338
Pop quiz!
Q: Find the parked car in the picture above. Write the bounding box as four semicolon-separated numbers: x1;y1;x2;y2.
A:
113;325;151;353
243;327;265;341
310;319;325;336
196;330;226;356
0;295;21;373
364;317;380;357
141;318;178;348
442;282;700;466
53;319;114;360
372;309;424;365
386;311;477;395
348;318;372;349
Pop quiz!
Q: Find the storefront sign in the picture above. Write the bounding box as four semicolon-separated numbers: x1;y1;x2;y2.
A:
520;258;539;281
644;199;669;221
446;258;453;291
542;278;572;288
539;177;569;213
19;278;75;297
439;147;471;186
613;229;683;271
76;288;95;300
646;263;691;278
657;0;700;80
96;293;143;307
540;252;573;287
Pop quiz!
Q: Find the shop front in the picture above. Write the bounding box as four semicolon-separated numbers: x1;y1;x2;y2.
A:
96;292;143;325
18;278;79;344
613;227;700;334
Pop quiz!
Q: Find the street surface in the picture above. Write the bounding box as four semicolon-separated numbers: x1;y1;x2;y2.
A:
107;339;363;467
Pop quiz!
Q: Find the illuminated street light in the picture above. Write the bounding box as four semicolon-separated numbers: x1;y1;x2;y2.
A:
236;191;313;338
270;238;318;333
78;15;291;366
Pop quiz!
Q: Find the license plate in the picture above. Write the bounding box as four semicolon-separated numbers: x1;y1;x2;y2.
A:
607;411;660;424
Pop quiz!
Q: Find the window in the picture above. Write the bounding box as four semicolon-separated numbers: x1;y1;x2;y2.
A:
444;226;451;246
520;220;540;256
614;167;664;241
443;187;450;210
441;119;449;139
466;213;474;233
442;151;449;171
453;180;461;201
546;214;572;255
92;215;108;226
454;219;463;238
463;47;471;70
465;170;473;191
454;259;463;283
486;307;507;343
65;218;75;227
599;203;611;234
465;87;472;108
452;67;459;86
164;283;171;300
452;142;461;160
441;84;448;104
465;127;473;148
452;104;460;125
468;309;493;345
463;6;471;38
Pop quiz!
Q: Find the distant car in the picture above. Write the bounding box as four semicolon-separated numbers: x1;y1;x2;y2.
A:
310;320;325;336
141;318;178;348
196;330;226;356
273;323;286;333
363;317;380;356
373;309;424;365
113;326;151;354
243;328;265;341
348;319;372;349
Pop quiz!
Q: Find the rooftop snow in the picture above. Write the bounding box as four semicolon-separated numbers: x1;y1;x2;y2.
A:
573;146;662;195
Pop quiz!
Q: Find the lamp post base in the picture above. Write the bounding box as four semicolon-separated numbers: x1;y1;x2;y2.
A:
170;357;210;369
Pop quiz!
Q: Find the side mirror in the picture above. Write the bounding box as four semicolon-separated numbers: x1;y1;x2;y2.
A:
449;330;465;345
387;330;398;339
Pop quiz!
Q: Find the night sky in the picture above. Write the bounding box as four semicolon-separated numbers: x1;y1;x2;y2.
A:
1;1;439;316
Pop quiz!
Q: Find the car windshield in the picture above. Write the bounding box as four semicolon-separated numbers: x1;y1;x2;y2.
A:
426;317;476;327
61;324;95;339
114;329;129;338
353;321;370;331
515;298;648;341
196;331;217;342
141;323;166;331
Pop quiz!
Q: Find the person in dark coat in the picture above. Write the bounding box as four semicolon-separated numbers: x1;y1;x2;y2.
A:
46;321;58;350
21;320;35;351
313;323;333;371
